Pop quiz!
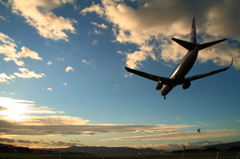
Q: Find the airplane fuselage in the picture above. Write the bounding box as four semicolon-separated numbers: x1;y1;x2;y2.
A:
161;45;199;97
125;17;230;99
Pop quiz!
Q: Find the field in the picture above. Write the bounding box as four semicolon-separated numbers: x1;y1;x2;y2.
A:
0;151;239;159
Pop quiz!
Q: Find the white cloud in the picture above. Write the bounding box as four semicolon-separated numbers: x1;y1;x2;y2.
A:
92;39;99;45
21;116;90;126
65;66;74;72
0;97;64;122
93;28;101;34
0;73;15;83
14;68;45;79
0;32;43;66
81;0;240;69
1;68;45;83
47;61;52;65
47;87;52;91
82;59;92;65
0;15;6;20
90;22;108;29
57;57;65;61
17;46;42;60
126;44;157;69
0;32;24;66
9;0;77;41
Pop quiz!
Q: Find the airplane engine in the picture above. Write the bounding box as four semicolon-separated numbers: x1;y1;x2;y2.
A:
182;81;191;89
156;82;163;90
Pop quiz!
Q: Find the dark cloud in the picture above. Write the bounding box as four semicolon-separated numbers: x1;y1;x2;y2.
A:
0;118;195;135
17;139;32;143
0;137;15;143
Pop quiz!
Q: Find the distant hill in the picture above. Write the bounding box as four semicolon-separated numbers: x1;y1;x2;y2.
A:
202;141;240;149
50;146;164;154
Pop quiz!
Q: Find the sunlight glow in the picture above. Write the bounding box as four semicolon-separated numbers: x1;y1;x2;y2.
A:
0;97;34;121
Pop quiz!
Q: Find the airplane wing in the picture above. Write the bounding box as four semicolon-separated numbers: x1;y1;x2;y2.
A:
185;59;232;82
125;66;171;84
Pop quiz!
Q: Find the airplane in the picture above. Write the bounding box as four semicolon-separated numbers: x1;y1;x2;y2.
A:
197;128;201;133
125;17;233;99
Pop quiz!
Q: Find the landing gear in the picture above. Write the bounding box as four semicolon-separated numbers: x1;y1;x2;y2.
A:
164;96;166;99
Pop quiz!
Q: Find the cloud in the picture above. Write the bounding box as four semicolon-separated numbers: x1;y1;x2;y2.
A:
1;68;44;83
90;22;108;29
14;68;45;79
17;46;42;60
82;60;93;65
126;44;157;69
81;0;240;69
17;139;32;143
65;66;74;72
92;39;99;45
57;57;65;61
0;15;6;20
101;129;240;142
20;116;90;126
0;113;196;135
47;61;52;65
0;137;80;147
0;97;63;121
93;28;101;34
0;32;23;66
9;0;77;41
0;106;8;111
0;32;43;66
47;87;52;91
0;73;15;83
0;137;15;143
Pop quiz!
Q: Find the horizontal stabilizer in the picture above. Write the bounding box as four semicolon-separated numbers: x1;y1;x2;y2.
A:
199;38;227;50
172;38;197;50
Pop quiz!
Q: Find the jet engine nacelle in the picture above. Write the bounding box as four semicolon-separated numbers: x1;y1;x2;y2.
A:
182;81;191;89
156;82;163;90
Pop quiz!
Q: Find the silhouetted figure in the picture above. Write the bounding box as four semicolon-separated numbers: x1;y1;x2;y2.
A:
183;145;185;150
197;128;201;133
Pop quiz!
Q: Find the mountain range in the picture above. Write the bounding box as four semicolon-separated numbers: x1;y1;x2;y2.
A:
52;146;164;154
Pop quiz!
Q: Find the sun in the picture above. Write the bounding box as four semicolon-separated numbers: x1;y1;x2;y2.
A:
0;97;34;121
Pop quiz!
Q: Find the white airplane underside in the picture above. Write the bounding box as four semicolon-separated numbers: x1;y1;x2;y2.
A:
125;17;232;99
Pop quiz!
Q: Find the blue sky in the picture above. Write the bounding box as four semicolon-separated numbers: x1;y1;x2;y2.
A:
0;0;240;150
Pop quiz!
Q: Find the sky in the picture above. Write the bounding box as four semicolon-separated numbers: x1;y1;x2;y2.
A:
0;0;240;151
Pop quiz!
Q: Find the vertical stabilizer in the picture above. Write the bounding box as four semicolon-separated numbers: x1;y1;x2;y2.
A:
190;17;197;44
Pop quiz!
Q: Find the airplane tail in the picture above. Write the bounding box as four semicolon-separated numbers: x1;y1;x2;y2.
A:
190;17;197;44
172;17;227;51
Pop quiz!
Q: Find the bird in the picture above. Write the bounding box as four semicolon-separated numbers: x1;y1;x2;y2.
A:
197;128;201;133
